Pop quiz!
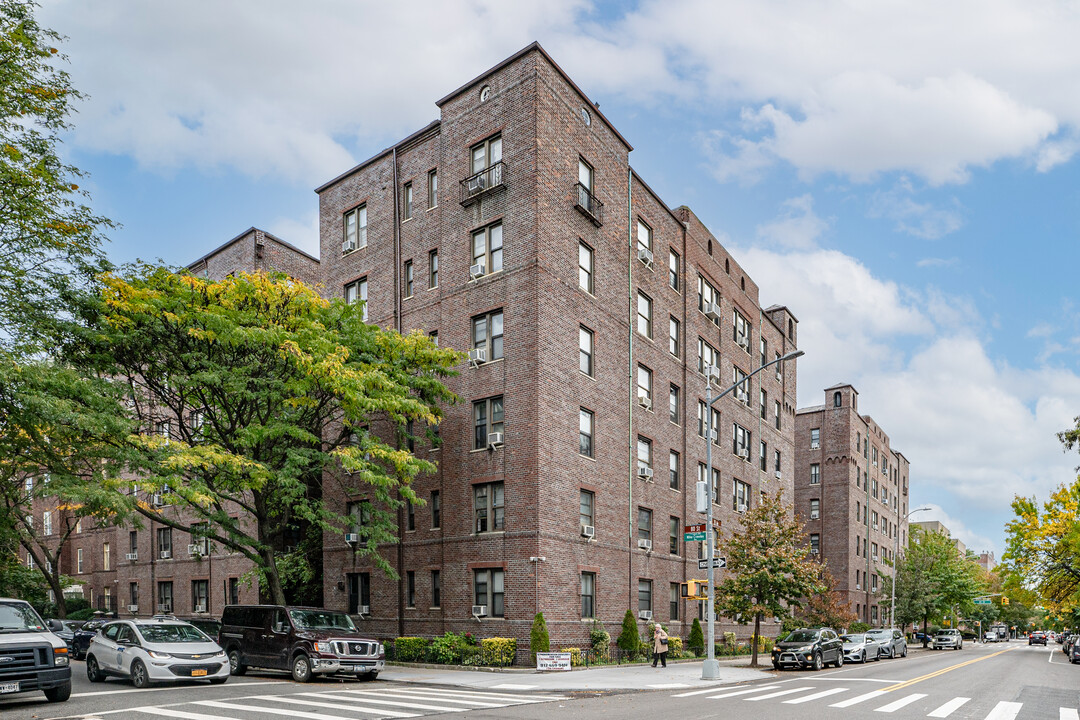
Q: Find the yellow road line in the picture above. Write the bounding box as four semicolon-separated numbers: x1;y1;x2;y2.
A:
885;647;1016;692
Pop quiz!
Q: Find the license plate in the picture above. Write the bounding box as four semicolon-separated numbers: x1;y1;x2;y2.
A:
0;681;20;694
191;669;207;677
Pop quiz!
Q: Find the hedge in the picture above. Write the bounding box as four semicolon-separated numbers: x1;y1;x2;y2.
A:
480;637;516;665
394;636;428;662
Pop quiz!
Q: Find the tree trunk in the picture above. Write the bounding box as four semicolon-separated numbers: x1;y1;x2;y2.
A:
46;569;66;618
261;547;287;605
750;612;762;668
922;617;929;647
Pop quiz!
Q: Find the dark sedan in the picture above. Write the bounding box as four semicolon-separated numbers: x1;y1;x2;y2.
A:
46;618;79;652
71;618;109;660
1029;631;1047;645
772;628;844;670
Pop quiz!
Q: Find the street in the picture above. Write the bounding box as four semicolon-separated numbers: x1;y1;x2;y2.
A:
1;642;1077;719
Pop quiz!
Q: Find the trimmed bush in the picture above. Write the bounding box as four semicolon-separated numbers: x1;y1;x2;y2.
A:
67;608;95;621
589;621;610;656
530;613;550;664
394;636;428;662
429;632;476;664
849;621;871;633
480;637;516;666
617;609;640;656
688;618;705;657
723;631;737;649
667;636;683;658
559;647;585;666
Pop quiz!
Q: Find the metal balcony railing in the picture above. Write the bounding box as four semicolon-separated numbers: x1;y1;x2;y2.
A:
574;182;603;226
460;161;505;205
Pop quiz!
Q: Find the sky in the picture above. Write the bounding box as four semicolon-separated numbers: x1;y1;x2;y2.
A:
38;0;1080;560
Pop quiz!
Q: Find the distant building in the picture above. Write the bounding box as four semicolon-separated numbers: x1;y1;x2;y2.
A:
911;520;967;557
974;551;996;573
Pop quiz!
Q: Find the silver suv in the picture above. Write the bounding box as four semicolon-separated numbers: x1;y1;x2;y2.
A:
0;598;71;703
866;628;908;658
933;628;963;650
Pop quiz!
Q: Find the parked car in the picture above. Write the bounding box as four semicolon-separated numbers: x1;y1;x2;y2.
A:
1063;635;1077;656
46;619;79;653
933;628;963;650
170;616;222;640
1029;631;1047;646
840;633;881;663
771;627;844;670
1068;638;1080;664
0;598;71;703
71;618;109;660
984;631;998;643
86;618;229;688
218;605;385;682
866;628;908;658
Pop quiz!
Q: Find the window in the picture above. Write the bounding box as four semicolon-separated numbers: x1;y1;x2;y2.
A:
637;507;652;543
873;446;878;466
669;384;680;424
581;572;596;618
872;478;878;499
697;337;719;375
669;451;680;490
733;479;751;512
403;182;413;220
810;534;820;554
347;572;370;614
856;536;861;557
76;548;83;573
636;436;652;474
157;527;172;556
427;169;438;209
129;582;139;608
636;292;652;338
471;222;503;276
698;275;721;325
699;463;721;503
760;389;767;420
406;571;416;607
775;449;781;473
669;316;680;357
129;531;137;555
472;135;502;174
347;500;371;536
473;396;504;449
578;241;594;293
697;401;721;445
428;249;438;288
407;501;415;531
431;570;441;607
42;511;51;536
345;278;368;321
474;482;504;533
732;423;751;459
775;351;783;381
637;365;652;407
872;510;879;531
431;491;441;529
638;579;652;613
775;400;782;430
670;582;680;620
669;516;680;555
474;568;504;617
810;499;820;520
192;579;209;612
579;408;594;458
668;250;680;291
760;337;768;369
733;366;749;404
810;463;820;484
810;428;820;449
403;260;413;297
189;522;210;555
103;542;111;571
580;490;594;529
871;574;878;593
579;325;593;376
158;581;173;612
733;308;750;351
472;310;504;361
833;391;842;407
578;158;593;191
636;219;653;255
342;205;367;253
760;441;767;471
228;577;239;605
24;477;31;494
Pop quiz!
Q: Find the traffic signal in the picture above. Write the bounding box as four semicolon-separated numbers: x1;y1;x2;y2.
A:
680;579;709;600
1002;596;1009;606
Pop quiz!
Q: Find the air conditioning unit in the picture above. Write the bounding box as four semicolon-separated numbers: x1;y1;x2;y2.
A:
736;333;748;349
637;539;653;551
774;470;782;479
125;552;138;561
737;448;749;460
345;533;360;544
159;550;171;560
736;503;748;513
580;525;595;539
468;347;487;367
709;429;718;443
638;610;653;620
151;493;164;506
705;364;721;382
637;465;653;480
127;604;139;613
810;547;819;554
637;392;652;410
810;512;820;520
472;604;488;617
342;238;356;254
704;301;722;322
358;605;370;616
159;603;172;612
735;389;748;404
637;247;654;268
187;544;203;557
467;175;486;195
487;432;504;448
469;261;486;280
194;603;207;613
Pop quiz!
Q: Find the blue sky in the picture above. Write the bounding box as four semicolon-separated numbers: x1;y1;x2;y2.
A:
40;0;1080;560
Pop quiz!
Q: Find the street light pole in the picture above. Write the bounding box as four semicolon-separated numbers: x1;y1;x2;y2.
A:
701;349;803;680
891;506;930;630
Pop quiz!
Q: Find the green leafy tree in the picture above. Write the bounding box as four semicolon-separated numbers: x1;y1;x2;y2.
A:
64;267;460;604
791;566;858;631
715;490;824;667
616;609;640;657
688;617;704;657
529;612;549;664
893;526;984;639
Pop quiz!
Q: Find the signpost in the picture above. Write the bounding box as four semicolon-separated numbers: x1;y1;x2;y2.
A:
974;599;992;605
698;557;727;570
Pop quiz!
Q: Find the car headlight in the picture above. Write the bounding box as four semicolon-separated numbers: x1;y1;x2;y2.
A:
771;646;781;653
53;648;69;666
147;650;172;659
794;645;813;654
212;650;225;658
377;643;385;656
312;642;332;653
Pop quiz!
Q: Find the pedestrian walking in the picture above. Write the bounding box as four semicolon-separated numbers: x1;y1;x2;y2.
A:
652;624;668;668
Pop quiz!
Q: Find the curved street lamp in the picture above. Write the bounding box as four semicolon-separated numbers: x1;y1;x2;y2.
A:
890;505;931;629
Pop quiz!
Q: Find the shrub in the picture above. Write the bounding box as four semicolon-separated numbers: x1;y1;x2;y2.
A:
480;637;516;666
530;613;550;664
723;631;737;649
757;634;772;653
559;647;585;666
65;598;90;615
589;621;610;654
67;608;94;621
394;636;428;662
688;618;705;657
617;609;640;656
667;636;683;658
849;622;871;633
429;632;475;664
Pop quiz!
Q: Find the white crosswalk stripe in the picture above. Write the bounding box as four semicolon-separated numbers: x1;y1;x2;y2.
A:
873;693;927;713
745;686;816;701
928;696;971;717
703;684;782;699
1061;708;1080;720
781;687;849;704
829;689;890;707
984;701;1023;720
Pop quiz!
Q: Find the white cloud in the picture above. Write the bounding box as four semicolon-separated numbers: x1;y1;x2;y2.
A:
868;178;966;240
269;211;320;258
917;257;959;268
754;194;829;249
915;505;997;557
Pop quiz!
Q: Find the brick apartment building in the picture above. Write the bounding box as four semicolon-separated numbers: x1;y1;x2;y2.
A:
795;384;911;626
27;44;801;651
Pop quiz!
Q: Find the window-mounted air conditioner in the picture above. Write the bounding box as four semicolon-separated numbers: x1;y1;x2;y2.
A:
487;432;504;448
358;605;370;616
194;603;207;613
704;302;722;322
127;604;139;613
159;550;171;560
469;348;487;367
342;238;356;254
736;503;748;513
125;552;138;561
159;603;172;612
705;364;721;382
637;247;654;268
637;465;653;480
774;470;782;479
637;539;653;551
472;604;488;617
737;448;749;460
469;261;486;280
637;392;652;410
151;494;164;506
638;610;653;620
345;533;360;544
580;525;595;539
187;544;203;557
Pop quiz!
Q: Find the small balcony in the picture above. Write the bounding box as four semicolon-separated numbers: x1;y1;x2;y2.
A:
574;182;603;227
460;161;505;205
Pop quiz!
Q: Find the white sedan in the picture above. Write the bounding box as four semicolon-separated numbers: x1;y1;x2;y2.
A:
86;618;229;688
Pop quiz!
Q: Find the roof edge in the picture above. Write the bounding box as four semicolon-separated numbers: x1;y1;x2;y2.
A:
186;227;320;271
314;120;441;194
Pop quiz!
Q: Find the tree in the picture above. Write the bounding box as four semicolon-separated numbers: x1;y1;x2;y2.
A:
790;566;858;632
529;612;549;664
715;490;824;667
688;617;704;657
893;526;983;638
0;0;113;353
616;609;640;657
64;267;460;604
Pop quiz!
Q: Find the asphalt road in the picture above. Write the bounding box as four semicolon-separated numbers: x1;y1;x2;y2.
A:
2;641;1077;719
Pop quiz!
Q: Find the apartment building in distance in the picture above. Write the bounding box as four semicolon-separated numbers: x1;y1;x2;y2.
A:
795;384;910;626
912;520;969;558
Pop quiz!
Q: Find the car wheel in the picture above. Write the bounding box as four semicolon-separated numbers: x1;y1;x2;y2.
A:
43;681;71;702
209;677;228;685
291;653;313;683
130;660;150;689
901;646;907;658
228;649;246;676
835;651;844;668
812;652;823;671
874;649;881;661
86;655;105;683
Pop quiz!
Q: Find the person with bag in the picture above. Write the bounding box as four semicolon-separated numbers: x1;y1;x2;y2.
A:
652;624;669;668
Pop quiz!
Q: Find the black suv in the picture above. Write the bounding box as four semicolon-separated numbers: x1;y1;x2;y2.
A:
219;605;384;682
772;627;844;670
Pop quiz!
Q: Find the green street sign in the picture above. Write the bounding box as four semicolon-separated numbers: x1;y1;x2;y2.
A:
974;599;992;605
684;531;707;542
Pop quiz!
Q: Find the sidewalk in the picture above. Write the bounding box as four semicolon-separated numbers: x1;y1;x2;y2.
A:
382;657;772;692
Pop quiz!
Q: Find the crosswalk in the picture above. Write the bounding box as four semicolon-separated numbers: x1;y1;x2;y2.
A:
671;683;1077;718
79;686;567;720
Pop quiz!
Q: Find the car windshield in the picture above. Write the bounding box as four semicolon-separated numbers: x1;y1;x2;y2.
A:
136;623;211;643
841;634;865;643
288;609;356;631
867;630;889;637
0;601;46;633
783;630;819;643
